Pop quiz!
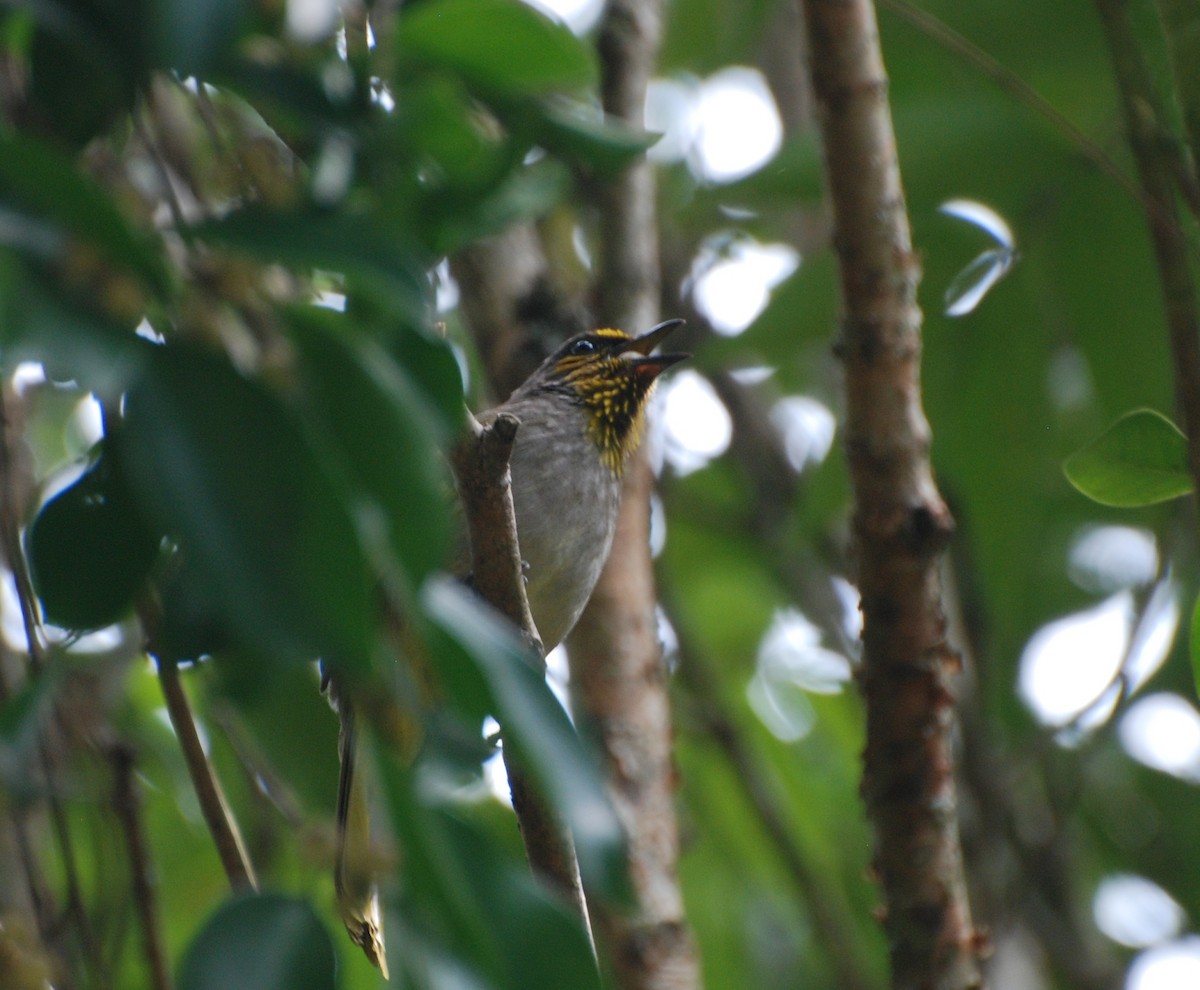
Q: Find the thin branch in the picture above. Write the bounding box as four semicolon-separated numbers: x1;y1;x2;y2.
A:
450;410;593;942
109;742;173;990
155;657;258;891
1094;0;1200;506
0;380;97;970
799;1;984;987
880;0;1147;209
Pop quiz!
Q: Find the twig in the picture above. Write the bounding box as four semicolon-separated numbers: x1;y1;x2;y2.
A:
0;381;97;968
1093;0;1200;509
155;657;258;891
109;742;173;990
450;410;593;941
880;0;1146;209
799;2;983;987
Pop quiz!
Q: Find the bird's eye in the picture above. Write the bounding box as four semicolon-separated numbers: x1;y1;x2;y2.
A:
569;338;597;356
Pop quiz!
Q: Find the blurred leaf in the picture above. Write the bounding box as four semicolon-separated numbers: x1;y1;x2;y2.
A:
178;893;336;990
152;552;231;664
1063;408;1193;507
390;318;469;432
433;159;570;253
25;0;150;147
0;663;64;790
421;579;628;901
0;264;147;393
396;0;596;98
26;447;162;631
215;659;339;813
527;100;658;174
156;0;245;77
187;207;429;315
290;308;455;586
0;134;169;295
392;75;511;193
117;344;373;674
379;756;600;990
437;810;602;990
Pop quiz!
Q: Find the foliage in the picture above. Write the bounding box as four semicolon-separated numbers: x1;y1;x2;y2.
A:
3;1;1200;990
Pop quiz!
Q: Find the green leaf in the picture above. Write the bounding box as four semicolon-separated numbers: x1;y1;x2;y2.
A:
434;159;570;253
26;1;149;148
0;134;170;296
289;308;455;586
1063;408;1194;507
156;0;245;77
396;0;596;98
530;100;659;174
178;893;336;990
421;579;628;902
26;448;162;631
187;207;429;317
0;266;148;392
116;344;373;672
377;755;601;990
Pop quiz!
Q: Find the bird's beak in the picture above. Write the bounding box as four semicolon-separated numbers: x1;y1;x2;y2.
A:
618;318;689;381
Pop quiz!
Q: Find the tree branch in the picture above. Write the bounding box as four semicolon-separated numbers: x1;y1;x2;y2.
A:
110;742;173;990
155;657;258;891
799;2;983;987
1094;0;1200;504
450;410;593;942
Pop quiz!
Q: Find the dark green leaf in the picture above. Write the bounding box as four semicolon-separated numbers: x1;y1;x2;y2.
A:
434;159;570;254
0;134;169;295
178;893;336;990
531;100;659;174
187;207;429;317
421;579;628;901
117;345;372;672
396;0;596;98
1063;408;1194;507
27;449;162;631
289;308;455;586
27;1;149;147
156;0;245;77
0;266;148;392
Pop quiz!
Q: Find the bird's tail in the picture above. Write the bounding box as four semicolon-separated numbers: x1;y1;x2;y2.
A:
335;699;389;979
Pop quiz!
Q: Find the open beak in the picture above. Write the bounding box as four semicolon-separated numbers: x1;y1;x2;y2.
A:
617;318;689;381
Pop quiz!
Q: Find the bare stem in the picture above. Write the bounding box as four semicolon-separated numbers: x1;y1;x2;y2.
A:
110;742;173;990
156;658;258;891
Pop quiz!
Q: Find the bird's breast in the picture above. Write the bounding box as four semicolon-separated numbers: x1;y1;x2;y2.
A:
503;402;622;651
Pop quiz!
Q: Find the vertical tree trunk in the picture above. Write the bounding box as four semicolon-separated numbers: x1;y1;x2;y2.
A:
798;2;984;988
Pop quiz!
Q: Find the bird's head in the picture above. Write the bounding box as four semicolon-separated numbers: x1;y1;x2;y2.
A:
517;319;688;474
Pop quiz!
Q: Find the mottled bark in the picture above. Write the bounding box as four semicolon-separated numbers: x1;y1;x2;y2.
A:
799;2;984;988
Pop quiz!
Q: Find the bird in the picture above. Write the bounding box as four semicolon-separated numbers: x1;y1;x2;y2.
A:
333;318;687;976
